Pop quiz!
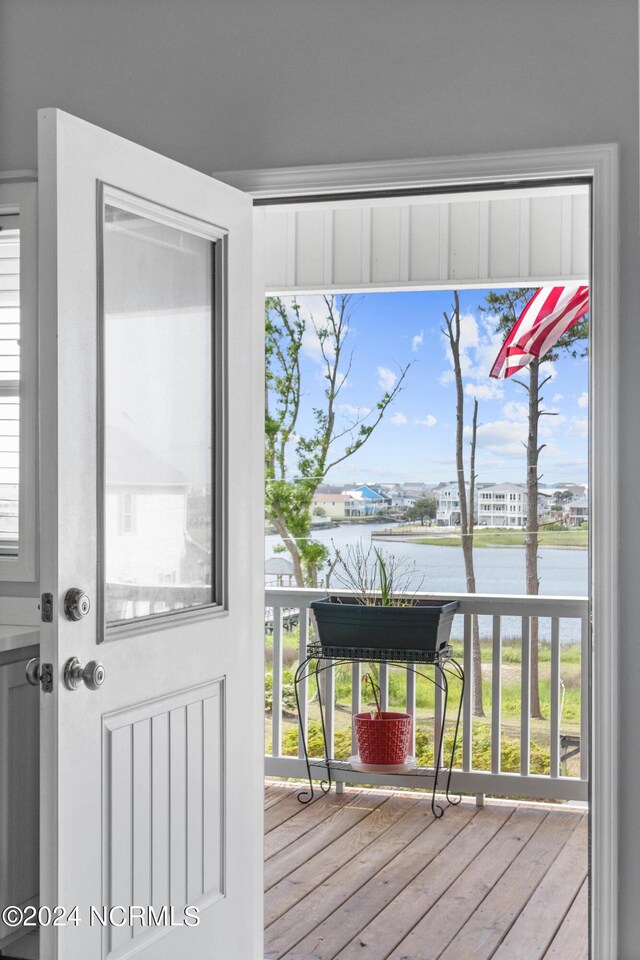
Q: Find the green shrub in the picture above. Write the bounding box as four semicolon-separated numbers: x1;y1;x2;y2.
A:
414;725;549;774
264;669;297;713
282;721;352;760
280;720;550;775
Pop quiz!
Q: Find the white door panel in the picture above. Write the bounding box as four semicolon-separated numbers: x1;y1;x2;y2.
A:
37;109;263;960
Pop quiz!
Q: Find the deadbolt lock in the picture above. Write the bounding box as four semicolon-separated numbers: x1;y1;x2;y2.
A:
63;657;105;691
64;587;91;621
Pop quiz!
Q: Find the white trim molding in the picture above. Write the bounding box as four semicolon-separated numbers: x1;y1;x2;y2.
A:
222;144;620;960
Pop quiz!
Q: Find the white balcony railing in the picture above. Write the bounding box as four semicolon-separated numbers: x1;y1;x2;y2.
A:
265;587;589;802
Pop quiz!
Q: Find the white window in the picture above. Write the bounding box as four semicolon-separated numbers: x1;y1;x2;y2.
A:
120;491;136;535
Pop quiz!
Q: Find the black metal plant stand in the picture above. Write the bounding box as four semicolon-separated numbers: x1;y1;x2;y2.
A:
293;643;464;818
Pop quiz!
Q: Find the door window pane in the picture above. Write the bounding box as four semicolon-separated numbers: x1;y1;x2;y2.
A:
102;204;214;626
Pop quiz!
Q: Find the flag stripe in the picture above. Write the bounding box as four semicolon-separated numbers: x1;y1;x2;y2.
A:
490;285;589;380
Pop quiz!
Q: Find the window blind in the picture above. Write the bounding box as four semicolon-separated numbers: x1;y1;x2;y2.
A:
0;229;19;551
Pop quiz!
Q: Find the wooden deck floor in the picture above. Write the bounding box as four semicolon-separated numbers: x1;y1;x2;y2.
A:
264;783;588;960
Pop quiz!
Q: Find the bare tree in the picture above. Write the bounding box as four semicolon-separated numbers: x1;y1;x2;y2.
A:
265;294;410;587
483;289;588;718
443;291;484;717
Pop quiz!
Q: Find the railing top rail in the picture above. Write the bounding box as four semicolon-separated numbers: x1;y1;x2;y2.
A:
264;585;589;618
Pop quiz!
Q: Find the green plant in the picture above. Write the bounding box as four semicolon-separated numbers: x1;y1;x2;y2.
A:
330;541;423;605
264;669;297;713
282;721;352;760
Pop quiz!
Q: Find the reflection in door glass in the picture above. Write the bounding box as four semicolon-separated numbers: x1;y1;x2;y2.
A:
0;227;19;557
103;204;214;625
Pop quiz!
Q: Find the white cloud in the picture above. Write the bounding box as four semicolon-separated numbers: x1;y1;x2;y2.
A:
411;331;424;352
503;401;528;422
388;412;408;425
377;366;398;391
440;312;508;393
567;417;588;439
338;403;372;418
465;382;504;400
465;419;528;456
539;360;558;380
414;414;437;427
577;391;589;409
553;393;564;404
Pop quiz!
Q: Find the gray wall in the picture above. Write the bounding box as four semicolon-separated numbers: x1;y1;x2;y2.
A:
1;0;639;953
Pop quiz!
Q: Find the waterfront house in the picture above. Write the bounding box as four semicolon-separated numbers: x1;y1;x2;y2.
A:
477;482;527;527
342;484;391;516
569;498;589;527
311;491;350;518
435;481;474;525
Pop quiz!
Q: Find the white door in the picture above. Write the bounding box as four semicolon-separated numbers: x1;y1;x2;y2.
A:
37;109;263;960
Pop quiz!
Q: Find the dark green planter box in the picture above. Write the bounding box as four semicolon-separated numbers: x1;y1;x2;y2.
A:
310;596;459;653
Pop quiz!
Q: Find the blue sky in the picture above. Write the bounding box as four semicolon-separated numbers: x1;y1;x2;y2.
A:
278;290;589;487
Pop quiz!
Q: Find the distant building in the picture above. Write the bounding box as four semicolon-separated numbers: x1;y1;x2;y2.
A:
265;555;294;586
378;484;417;509
436;482;473;525
568;498;589;526
342;484;391;516
311;492;351;518
477;483;526;526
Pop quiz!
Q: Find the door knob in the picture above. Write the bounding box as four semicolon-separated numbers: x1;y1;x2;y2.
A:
63;657;105;691
25;657;41;686
25;658;54;693
64;588;91;621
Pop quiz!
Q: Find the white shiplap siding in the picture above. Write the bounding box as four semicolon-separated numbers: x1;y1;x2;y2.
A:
260;184;589;294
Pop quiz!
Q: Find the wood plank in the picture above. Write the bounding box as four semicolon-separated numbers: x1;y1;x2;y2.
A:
334;803;514;960
265;782;295;805
265;793;421;925
264;795;427;954
287;801;481;960
386;804;549;960
262;787;588;960
543;877;589;960
493;816;588;959
264;790;333;833
265;791;387;870
265;790;351;859
437;809;584;960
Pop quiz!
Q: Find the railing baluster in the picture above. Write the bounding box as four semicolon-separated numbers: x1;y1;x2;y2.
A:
380;662;389;711
580;615;590;781
297;607;308;760
351;662;361;714
550;617;561;778
351;662;361;756
324;659;335;759
491;615;502;776
406;665;416;758
520;616;531;776
272;604;284;757
463;614;472;772
434;663;443;769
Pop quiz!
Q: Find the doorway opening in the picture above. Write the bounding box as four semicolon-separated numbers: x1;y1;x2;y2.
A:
261;179;593;958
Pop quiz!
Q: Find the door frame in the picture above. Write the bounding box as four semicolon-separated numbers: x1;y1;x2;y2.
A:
220;144;619;960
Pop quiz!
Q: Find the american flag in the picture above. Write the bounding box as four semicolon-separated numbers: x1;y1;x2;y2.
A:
489;285;589;380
